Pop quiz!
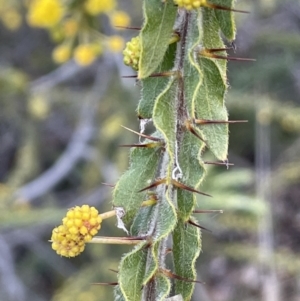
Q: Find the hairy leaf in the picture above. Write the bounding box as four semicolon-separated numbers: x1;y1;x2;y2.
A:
173;220;201;301
210;0;236;41
138;0;177;79
131;205;156;236
143;243;159;285
118;242;148;301
113;146;161;224
184;11;203;115
153;77;177;178
177;132;205;220
138;43;176;119
155;274;171;301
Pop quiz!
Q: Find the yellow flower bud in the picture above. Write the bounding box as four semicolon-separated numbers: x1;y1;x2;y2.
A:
123;36;141;71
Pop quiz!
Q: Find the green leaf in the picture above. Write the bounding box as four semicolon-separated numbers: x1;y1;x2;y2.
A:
143;243;159;285
114;286;127;301
153;77;177;178
210;0;236;41
138;0;177;79
113;146;161;224
173;220;201;301
195;56;228;160
154;193;177;241
184;11;203;115
201;8;227;77
131;205;156;236
177;132;205;220
118;242;148;301
154;274;171;301
138;43;176;119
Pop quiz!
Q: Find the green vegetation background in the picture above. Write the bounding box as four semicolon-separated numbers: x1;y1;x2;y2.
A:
0;0;300;301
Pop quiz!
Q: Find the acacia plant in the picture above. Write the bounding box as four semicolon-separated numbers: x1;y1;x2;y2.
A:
51;0;250;300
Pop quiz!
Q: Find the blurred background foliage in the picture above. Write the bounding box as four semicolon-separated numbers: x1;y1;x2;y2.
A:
0;0;300;301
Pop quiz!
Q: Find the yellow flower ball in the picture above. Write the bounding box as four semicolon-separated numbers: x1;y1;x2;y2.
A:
51;205;102;257
123;36;141;70
107;36;124;53
27;0;64;28
51;225;86;257
73;44;100;66
62;205;102;242
52;45;71;64
109;11;130;28
174;0;206;10
84;0;116;15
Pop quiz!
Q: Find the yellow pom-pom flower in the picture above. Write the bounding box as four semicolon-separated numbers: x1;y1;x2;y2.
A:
73;44;100;66
62;205;102;242
84;0;116;15
51;225;86;257
107;36;124;53
51;205;102;257
173;0;207;10
109;11;131;28
52;44;71;64
123;36;141;71
27;0;64;28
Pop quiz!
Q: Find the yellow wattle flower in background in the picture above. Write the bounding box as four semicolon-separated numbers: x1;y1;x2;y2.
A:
84;0;116;16
52;44;71;64
109;10;131;28
107;36;124;53
27;0;64;28
73;44;100;66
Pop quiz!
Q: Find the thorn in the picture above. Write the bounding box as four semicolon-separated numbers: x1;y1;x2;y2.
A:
199;51;255;62
185;120;206;143
161;269;204;284
119;142;163;148
204;161;234;166
194;119;248;125
138;178;167;192
115;26;141;30
193;209;224;214
188;219;212;232
165;248;172;255
102;182;115;187
122;75;138;78
122;72;175;79
91;282;118;286
120;236;148;241
205;2;249;14
121;125;161;141
108;269;118;274
172;179;212;197
206;47;232;53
